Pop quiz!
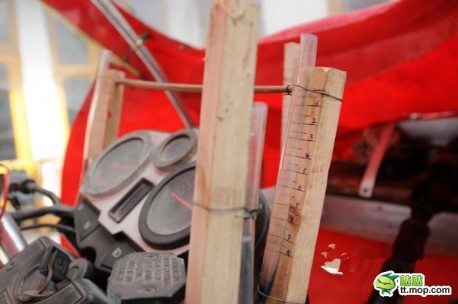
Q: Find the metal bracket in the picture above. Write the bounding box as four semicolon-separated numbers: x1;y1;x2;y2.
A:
92;0;193;128
359;123;396;198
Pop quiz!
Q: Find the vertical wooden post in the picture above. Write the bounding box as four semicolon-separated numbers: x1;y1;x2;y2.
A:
102;71;124;148
266;68;346;303
185;0;259;303
281;42;300;145
82;50;124;170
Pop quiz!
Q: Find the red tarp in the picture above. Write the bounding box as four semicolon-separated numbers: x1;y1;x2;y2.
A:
42;0;458;302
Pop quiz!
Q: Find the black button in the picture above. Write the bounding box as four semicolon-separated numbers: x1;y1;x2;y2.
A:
101;242;136;269
78;219;99;240
75;202;99;241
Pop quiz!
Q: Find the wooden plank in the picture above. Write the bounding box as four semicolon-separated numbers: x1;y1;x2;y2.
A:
83;50;111;169
184;0;259;303
103;72;124;148
82;50;124;170
281;42;300;145
84;69;124;164
266;68;346;303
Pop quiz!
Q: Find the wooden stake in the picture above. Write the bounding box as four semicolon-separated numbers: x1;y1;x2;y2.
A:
266;68;346;303
185;0;259;303
84;70;124;162
83;50;124;169
102;72;124;148
281;42;300;145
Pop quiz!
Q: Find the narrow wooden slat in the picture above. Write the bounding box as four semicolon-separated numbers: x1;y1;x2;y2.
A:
281;42;300;145
185;0;259;303
84;69;124;165
82;50;124;172
103;72;124;147
83;50;111;170
266;68;346;303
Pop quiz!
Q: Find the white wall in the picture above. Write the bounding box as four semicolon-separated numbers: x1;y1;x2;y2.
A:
14;0;65;197
14;0;66;161
260;0;328;36
117;0;211;48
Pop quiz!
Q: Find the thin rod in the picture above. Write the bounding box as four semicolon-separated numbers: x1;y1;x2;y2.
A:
116;78;293;94
92;0;193;128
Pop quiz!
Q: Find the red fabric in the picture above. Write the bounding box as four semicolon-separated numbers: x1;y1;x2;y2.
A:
42;0;458;302
311;228;458;304
43;0;458;200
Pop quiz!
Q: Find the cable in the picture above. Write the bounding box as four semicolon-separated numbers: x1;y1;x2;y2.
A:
9;205;74;222
27;184;61;205
20;223;76;235
17;264;55;302
6;170;63;207
16;179;62;205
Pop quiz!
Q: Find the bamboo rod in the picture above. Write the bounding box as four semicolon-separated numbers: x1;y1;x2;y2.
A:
116;78;292;94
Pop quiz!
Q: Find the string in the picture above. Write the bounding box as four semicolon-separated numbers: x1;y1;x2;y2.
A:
191;201;259;220
257;285;303;304
18;264;55;302
286;84;343;101
171;191;259;220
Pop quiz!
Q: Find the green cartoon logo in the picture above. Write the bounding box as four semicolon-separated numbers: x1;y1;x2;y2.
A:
373;271;452;297
374;271;399;296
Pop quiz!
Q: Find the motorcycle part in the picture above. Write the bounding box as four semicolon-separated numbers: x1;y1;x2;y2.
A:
0;237;107;303
139;163;195;249
107;252;185;304
152;129;197;171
